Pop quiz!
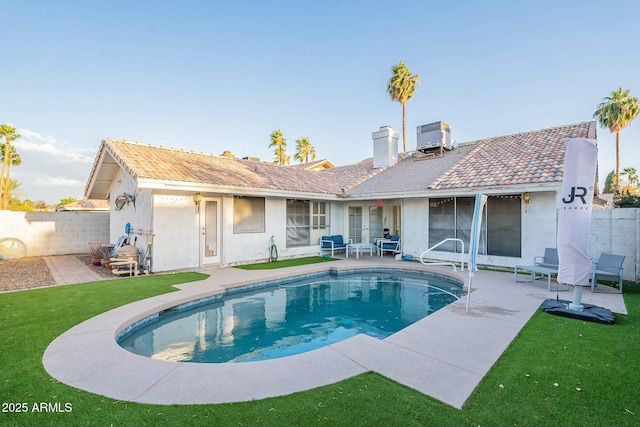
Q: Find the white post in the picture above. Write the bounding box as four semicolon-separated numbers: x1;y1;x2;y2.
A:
568;285;584;311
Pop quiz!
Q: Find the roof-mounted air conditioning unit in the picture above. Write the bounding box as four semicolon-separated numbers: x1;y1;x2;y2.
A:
416;121;452;153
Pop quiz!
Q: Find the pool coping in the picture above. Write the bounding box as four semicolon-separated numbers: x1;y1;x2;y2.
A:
42;258;627;409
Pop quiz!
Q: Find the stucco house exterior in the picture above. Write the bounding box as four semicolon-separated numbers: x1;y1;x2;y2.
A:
84;121;596;273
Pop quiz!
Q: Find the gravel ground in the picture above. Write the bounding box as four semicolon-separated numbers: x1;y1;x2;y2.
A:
0;257;57;292
0;255;115;293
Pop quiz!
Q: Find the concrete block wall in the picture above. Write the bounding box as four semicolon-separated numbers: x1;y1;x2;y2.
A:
590;208;639;282
0;211;109;257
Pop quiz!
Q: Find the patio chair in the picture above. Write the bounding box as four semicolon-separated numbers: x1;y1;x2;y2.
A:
319;235;351;257
534;248;559;270
378;236;401;257
591;253;625;293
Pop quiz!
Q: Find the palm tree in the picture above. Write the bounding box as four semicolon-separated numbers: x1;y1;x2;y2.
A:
0;145;22;210
621;167;638;186
294;137;316;163
0;124;22;210
269;129;290;165
593;88;639;195
621;167;638;195
387;61;420;152
269;129;289;165
2;178;25;207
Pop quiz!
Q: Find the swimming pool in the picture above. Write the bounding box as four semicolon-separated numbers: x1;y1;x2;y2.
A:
118;269;463;363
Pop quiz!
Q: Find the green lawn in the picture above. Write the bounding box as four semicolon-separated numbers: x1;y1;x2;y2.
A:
234;256;339;270
1;273;638;427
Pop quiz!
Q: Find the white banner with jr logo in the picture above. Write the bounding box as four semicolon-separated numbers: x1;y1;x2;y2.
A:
557;138;598;286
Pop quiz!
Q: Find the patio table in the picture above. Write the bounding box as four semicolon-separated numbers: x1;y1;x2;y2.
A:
514;264;568;291
346;243;373;259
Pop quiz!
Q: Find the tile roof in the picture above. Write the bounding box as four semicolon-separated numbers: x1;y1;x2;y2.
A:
317;157;394;194
428;121;596;190
85;122;597;199
87;139;382;197
346;146;476;196
289;159;336;170
56;199;110;211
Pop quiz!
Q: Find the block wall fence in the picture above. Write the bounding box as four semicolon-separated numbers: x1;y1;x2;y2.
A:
0;209;638;282
590;208;639;282
0;211;109;257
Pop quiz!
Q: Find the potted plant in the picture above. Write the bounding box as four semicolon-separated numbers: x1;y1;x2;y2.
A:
89;242;108;266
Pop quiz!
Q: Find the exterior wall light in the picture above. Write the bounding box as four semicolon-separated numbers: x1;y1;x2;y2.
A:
193;193;203;206
523;192;531;212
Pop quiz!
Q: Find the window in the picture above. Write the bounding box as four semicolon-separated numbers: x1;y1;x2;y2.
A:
428;195;520;257
233;197;265;233
286;200;310;247
312;202;329;230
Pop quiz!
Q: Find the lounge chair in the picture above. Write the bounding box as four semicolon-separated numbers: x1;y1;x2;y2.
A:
591;253;625;293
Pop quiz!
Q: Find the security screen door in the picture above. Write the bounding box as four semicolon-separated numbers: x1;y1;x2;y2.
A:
201;199;220;265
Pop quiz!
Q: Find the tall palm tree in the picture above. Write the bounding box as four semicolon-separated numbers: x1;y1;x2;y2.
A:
294;137;316;163
269;129;290;165
593;87;639;195
387;61;420;152
0;124;22;210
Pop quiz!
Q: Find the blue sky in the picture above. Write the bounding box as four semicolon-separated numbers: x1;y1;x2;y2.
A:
3;0;640;203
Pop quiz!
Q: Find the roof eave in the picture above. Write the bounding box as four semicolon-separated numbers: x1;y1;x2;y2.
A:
84;140;139;200
138;179;343;200
343;182;562;200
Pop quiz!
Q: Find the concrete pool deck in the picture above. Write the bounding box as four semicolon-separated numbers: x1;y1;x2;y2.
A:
42;256;627;409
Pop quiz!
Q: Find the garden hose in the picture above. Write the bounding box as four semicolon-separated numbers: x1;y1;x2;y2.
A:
269;236;278;262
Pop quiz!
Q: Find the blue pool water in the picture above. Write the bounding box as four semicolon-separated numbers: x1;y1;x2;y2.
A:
118;269;463;363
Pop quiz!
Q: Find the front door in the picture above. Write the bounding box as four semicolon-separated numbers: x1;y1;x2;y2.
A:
200;199;221;265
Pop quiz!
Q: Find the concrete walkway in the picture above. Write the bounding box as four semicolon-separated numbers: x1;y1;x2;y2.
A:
42;256;627;409
43;255;104;285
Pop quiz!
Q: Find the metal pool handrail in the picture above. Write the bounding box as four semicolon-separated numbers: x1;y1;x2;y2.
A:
420;238;465;271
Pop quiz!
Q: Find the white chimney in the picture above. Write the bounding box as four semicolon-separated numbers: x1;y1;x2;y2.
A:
372;125;399;168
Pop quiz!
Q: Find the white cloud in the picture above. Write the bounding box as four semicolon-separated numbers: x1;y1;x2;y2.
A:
14;129;96;164
7;129;96;203
34;175;86;187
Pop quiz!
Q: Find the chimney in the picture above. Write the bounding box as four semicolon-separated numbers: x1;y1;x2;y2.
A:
372;125;399;168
